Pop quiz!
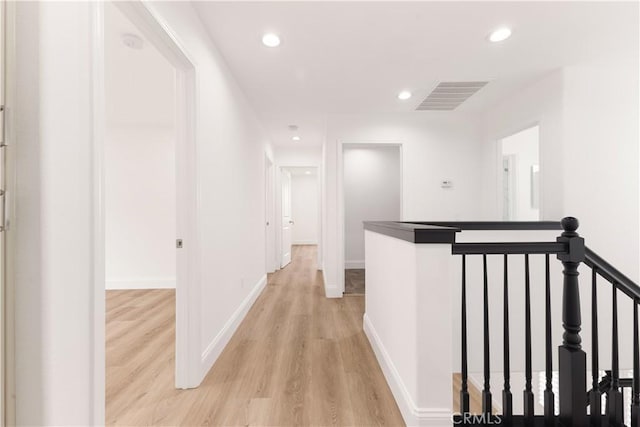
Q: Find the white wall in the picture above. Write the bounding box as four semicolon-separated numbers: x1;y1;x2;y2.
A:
501;125;540;221
562;58;639;282
482;70;564;221
343;146;401;268
104;126;176;289
12;2;272;425
275;145;322;167
323;113;484;296
482;59;639;282
291;172;319;245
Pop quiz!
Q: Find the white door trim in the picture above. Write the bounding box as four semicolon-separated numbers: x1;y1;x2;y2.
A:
0;1;13;425
92;5;201;425
337;141;403;295
280;169;293;268
264;155;277;273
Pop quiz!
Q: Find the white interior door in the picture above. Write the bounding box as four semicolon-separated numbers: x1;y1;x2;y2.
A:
281;170;293;268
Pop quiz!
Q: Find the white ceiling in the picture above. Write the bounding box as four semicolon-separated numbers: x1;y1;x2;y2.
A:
194;1;638;146
105;2;175;127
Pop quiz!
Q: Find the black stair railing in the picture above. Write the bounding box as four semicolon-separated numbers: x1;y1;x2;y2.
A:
451;217;640;426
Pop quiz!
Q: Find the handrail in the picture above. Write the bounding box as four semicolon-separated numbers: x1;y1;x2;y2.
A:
452;242;567;255
585;246;640;301
408;220;561;231
447;217;640;425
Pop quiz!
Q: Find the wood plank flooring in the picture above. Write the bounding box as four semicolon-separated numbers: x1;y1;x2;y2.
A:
106;245;405;426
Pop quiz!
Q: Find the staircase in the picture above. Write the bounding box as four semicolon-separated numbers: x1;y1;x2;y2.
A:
453;217;639;426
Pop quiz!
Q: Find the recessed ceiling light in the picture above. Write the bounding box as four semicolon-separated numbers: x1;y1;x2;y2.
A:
398;90;412;100
489;27;512;43
262;33;281;47
305;171;311;175
292;136;301;141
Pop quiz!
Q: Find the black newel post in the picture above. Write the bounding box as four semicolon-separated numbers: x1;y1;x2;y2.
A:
557;217;587;427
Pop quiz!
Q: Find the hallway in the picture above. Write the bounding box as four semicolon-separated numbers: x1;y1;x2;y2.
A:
106;245;404;426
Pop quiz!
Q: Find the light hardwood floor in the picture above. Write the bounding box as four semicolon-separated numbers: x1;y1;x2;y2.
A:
106;245;405;426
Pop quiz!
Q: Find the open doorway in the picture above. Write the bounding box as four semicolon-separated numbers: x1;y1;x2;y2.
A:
279;166;320;270
101;2;198;423
342;144;401;295
500;125;541;220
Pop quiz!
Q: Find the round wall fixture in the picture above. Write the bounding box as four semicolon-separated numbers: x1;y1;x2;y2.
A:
122;33;144;50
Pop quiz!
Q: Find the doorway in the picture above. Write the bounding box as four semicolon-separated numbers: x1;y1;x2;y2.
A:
278;166;320;270
342;144;401;295
97;1;199;422
104;3;179;422
500;125;541;220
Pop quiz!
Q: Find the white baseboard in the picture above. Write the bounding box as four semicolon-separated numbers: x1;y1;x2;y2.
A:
345;260;365;269
200;274;267;378
363;314;452;427
105;277;175;290
293;240;317;245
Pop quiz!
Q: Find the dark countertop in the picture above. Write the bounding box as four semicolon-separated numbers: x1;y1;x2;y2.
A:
363;221;561;244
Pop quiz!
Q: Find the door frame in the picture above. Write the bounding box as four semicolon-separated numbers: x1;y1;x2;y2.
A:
92;3;201;419
264;155;277;273
1;1;14;424
501;154;517;220
337;141;403;295
279;168;293;268
275;165;323;270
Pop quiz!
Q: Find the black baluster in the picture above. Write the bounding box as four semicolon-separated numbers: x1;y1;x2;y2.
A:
589;268;602;426
632;300;639;427
483;254;492;416
557;217;587;427
524;254;535;425
544;254;555;424
503;254;513;424
608;285;623;426
460;255;470;414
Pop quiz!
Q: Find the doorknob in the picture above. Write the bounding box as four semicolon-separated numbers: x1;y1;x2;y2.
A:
289;220;295;225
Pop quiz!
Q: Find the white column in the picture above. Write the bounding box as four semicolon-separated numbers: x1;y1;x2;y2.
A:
12;2;102;425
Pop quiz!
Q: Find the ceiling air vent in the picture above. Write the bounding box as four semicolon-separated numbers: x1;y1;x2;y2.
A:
416;81;488;111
